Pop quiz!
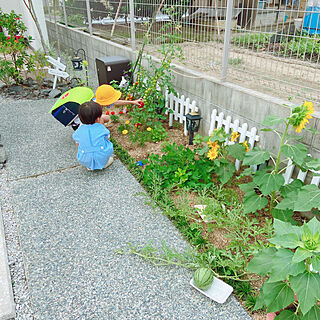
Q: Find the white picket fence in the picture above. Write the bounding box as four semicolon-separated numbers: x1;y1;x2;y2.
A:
283;159;320;187
164;92;319;188
209;109;260;170
165;91;198;136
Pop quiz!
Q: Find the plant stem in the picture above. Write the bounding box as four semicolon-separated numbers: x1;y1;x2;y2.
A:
269;121;290;215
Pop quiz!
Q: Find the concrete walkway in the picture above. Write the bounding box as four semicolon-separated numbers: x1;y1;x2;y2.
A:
0;98;251;320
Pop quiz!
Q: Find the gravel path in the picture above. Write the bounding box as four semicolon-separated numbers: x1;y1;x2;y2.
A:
0;97;251;319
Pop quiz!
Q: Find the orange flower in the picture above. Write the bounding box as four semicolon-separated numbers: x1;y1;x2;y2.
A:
231;131;239;142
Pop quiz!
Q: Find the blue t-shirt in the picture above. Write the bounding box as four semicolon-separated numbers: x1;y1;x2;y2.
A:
72;123;113;170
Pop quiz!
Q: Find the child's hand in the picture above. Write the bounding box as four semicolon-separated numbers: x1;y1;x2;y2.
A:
132;98;143;106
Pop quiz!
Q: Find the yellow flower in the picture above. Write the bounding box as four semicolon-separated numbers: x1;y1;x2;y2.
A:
207;140;220;149
243;140;250;152
231;131;239;142
147;127;152;132
125;120;130;125
82;60;88;67
122;130;128;135
289;101;314;133
207;148;219;160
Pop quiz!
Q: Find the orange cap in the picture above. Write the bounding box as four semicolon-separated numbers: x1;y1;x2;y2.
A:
95;84;121;106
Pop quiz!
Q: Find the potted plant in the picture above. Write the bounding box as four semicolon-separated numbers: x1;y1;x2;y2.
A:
247;218;320;319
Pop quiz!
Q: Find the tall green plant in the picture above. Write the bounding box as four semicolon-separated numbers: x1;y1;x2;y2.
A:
240;101;320;221
248;218;320;319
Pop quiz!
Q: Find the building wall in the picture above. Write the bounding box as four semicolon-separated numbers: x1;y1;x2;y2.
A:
1;0;48;51
46;20;320;158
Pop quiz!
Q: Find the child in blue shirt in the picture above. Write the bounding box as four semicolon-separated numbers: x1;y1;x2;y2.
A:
72;101;114;171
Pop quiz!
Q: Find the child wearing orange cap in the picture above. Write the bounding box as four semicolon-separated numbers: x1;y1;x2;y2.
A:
95;85;142;120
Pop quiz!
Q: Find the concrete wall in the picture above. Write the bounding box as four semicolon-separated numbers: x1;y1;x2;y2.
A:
46;20;320;158
1;0;48;51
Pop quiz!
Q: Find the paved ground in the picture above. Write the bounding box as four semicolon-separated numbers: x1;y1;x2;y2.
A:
0;98;251;320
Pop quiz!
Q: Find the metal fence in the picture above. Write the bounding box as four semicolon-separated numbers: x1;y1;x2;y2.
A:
44;0;320;104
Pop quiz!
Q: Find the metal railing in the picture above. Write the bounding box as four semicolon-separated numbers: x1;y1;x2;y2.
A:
44;0;320;104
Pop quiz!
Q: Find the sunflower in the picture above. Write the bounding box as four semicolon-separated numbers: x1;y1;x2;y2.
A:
207;148;219;160
289;101;314;133
207;140;220;149
231;131;240;142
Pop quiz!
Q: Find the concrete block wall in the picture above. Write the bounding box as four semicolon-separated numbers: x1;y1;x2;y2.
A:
46;21;320;158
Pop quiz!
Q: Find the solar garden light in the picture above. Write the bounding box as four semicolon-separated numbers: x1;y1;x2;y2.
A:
185;110;202;145
71;48;88;86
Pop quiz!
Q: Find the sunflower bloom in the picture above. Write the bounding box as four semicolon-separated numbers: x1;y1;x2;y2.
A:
243;141;250;152
289;101;314;133
207;140;220;149
125;120;130;125
147;127;152;132
231;131;240;142
207;148;219;160
122;130;128;135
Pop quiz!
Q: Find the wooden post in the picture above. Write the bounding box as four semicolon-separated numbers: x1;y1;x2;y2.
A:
111;0;123;38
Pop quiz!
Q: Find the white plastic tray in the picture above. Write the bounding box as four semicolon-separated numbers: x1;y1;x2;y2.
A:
190;276;233;304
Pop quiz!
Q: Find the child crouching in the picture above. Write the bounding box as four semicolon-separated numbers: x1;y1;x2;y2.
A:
72;101;114;171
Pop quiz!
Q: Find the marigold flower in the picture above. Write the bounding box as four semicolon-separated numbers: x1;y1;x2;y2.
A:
243;140;250;152
125;120;130;125
122;130;128;135
231;131;239;142
106;110;109;115
289;101;314;133
207;148;219;160
147;127;152;132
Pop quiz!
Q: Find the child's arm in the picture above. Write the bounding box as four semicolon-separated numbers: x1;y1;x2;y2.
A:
114;98;142;107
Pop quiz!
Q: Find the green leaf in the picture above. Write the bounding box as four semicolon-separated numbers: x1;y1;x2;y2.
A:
305;127;320;135
307;217;320;235
226;143;246;161
295;185;320;211
290;271;320;315
311;255;320;272
302;305;320;320
268;248;305;282
247;247;277;275
269;234;300;249
254;287;266;310
263;281;295;313
243;193;268;214
253;170;285;196
239;182;256;193
276;191;299;211
260;128;274;132
215;162;235;185
292;247;313;263
305;158;320;171
280;179;304;198
272;209;298;225
262;115;284;126
273;219;302;238
281;144;308;166
275;310;300;320
243;148;270;166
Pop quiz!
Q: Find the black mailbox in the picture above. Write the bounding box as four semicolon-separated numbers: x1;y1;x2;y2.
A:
95;56;132;86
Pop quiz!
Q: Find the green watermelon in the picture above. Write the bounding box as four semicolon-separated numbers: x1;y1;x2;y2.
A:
193;267;214;290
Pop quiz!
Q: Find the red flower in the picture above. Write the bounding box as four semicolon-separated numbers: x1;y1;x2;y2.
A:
14;17;20;20
138;101;144;108
135;123;142;128
14;40;18;43
15;35;21;40
119;111;123;115
135;82;139;85
111;111;115;115
106;110;109;115
6;36;10;40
